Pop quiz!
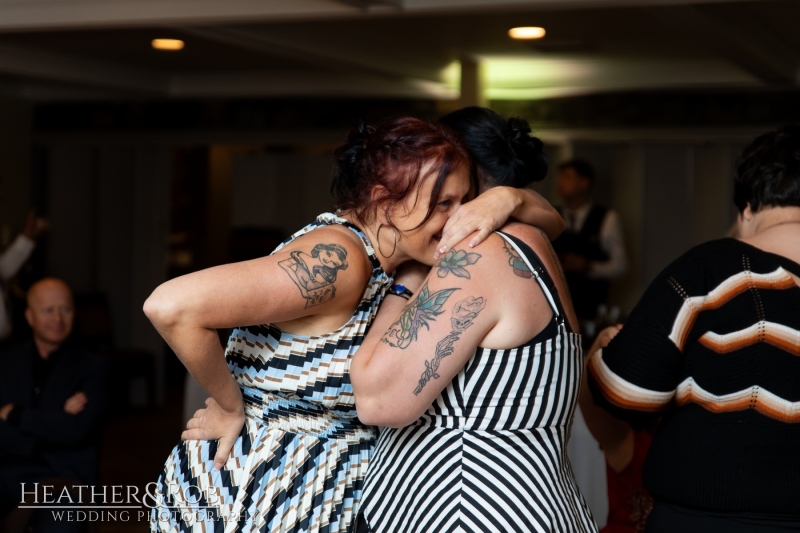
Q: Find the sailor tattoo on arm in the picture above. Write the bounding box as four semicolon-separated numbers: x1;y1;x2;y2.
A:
413;295;487;396
382;282;459;349
278;243;349;308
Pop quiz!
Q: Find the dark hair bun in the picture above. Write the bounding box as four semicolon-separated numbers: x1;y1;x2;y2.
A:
440;106;547;189
508;116;532;143
506;116;547;186
331;122;375;205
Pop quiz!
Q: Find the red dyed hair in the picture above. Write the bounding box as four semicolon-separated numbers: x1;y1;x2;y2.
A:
331;116;474;230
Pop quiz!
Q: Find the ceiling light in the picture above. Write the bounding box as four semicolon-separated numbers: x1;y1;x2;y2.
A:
508;27;546;40
151;39;185;51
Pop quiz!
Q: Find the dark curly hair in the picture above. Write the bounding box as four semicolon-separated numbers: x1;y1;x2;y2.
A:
440;106;547;189
331;116;474;230
734;124;800;213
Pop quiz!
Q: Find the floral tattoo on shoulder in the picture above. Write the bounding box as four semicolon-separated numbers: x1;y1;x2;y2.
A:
435;249;482;279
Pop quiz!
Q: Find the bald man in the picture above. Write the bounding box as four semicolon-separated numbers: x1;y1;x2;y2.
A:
0;278;109;530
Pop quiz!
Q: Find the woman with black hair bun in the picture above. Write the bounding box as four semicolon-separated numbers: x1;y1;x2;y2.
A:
442;106;548;189
351;107;597;532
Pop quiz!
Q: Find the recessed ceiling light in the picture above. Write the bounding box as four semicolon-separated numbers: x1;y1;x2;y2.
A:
508;27;546;40
151;39;185;51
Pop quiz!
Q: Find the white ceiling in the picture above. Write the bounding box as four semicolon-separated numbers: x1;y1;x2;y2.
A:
0;0;797;101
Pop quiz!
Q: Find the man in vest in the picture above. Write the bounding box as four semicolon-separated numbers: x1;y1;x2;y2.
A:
552;159;628;324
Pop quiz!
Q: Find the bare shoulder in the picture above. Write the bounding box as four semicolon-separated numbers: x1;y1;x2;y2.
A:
436;231;521;282
439;225;556;348
437;226;550;276
495;221;580;330
498;221;550;251
278;225;371;272
498;222;561;273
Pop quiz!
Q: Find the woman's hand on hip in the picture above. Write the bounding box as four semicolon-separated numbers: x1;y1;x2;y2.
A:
182;397;245;470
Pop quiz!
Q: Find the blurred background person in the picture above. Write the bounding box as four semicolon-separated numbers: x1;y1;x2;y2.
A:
553;159;628;330
0;278;109;533
585;124;800;532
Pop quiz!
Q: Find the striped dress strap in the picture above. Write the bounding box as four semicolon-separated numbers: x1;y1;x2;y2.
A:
496;231;572;333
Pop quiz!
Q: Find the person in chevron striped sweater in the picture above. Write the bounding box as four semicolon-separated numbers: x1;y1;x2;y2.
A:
586;124;800;533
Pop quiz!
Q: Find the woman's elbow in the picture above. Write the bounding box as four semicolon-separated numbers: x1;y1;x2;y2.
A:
356;398;420;428
143;284;182;329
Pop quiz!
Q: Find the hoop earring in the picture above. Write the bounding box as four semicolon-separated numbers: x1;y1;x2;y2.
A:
377;224;397;258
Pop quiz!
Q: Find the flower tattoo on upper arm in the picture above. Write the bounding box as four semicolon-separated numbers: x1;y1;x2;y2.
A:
435;249;482;279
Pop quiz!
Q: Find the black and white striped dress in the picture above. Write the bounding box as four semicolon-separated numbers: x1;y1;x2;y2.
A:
358;232;597;533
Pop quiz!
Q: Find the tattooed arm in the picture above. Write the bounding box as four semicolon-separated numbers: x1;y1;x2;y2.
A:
353;226;571;427
143;225;370;468
351;237;502;427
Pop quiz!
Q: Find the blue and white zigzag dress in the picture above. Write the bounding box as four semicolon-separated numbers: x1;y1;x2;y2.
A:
151;213;391;533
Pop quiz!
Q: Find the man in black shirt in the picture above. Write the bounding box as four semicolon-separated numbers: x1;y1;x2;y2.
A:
0;278;109;531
